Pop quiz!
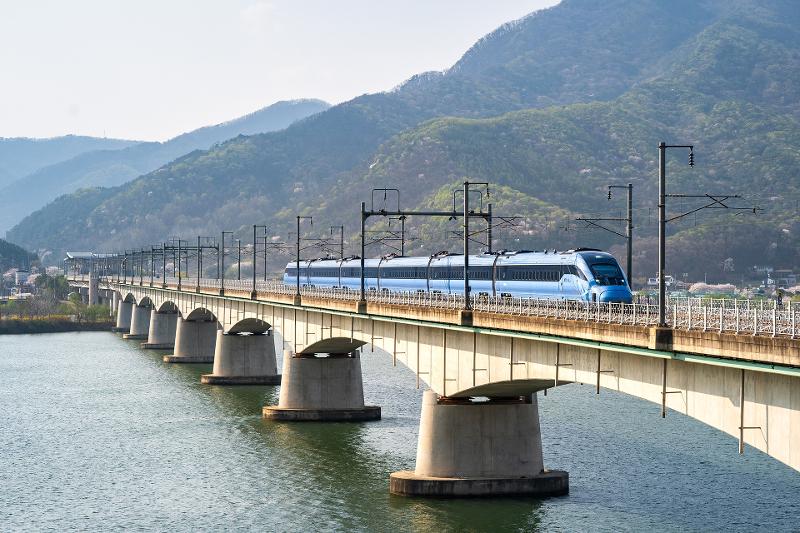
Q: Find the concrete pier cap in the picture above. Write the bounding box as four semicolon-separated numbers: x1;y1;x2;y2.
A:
262;338;380;422
141;302;179;349
200;318;281;385
163;308;219;364
389;391;568;498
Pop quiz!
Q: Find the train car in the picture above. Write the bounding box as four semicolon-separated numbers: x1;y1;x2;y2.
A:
283;249;632;303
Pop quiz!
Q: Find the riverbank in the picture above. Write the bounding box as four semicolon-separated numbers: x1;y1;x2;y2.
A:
0;319;114;335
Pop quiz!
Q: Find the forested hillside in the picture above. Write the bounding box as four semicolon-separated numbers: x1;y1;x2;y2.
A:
0;238;36;272
9;0;800;284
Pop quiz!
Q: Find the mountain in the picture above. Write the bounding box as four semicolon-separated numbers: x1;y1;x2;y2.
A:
0;238;36;272
9;0;800;284
0;99;329;234
0;135;139;190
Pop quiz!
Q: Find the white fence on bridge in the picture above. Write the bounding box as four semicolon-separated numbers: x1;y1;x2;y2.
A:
73;275;798;339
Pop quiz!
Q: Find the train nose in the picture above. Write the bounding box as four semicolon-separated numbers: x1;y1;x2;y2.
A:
598;287;632;304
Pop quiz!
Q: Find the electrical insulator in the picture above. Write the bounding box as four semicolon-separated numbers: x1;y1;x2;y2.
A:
689;151;695;167
607;190;612;200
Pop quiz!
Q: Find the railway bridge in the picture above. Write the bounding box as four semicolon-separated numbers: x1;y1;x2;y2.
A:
69;274;800;497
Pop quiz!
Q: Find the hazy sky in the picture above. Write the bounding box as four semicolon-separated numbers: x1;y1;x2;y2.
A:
0;0;559;141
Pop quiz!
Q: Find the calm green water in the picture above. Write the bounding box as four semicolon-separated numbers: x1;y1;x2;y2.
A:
1;332;798;532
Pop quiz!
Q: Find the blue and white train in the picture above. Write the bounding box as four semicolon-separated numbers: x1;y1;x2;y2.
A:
284;249;632;303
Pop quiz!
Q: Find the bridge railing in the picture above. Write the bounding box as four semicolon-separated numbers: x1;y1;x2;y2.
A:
70;275;798;338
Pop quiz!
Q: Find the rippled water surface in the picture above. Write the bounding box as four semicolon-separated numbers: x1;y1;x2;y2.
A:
1;332;798;531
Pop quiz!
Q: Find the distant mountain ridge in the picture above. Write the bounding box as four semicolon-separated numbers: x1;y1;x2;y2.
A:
0;135;140;190
8;0;800;283
0;99;329;234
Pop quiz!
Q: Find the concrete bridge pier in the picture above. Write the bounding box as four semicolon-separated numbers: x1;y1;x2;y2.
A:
88;273;99;306
263;339;380;421
201;319;281;385
141;308;179;349
109;292;118;317
123;301;152;340
390;391;568;498
112;300;133;332
163;315;219;363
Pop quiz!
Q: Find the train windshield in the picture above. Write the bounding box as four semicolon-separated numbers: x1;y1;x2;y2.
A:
589;263;626;286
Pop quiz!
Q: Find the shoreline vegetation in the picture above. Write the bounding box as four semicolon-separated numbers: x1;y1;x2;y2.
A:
0;317;114;335
1;274;114;334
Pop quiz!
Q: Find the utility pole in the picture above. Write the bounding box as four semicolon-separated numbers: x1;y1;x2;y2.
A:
251;225;267;299
396;216;406;256
658;142;692;327
236;239;241;280
196;237;203;292
330;225;344;259
463;181;470;310
657;142;758;327
220;231;233;296
295;216;313;305
487;203;493;253
150;245;155;287
577;184;634;287
360;202;367;309
610;184;634;288
162;242;167;288
462;180;489;314
626;184;632;286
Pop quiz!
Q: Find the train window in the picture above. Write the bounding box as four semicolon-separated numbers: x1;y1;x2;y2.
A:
467;267;490;280
387;268;414;279
496;265;565;282
590;263;626;286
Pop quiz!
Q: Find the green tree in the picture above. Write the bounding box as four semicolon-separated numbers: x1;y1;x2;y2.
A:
68;293;87;323
34;273;70;301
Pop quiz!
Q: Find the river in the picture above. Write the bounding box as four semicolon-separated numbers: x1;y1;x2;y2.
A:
1;332;798;531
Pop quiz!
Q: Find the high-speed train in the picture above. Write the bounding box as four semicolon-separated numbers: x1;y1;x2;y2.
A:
283;249;632;303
